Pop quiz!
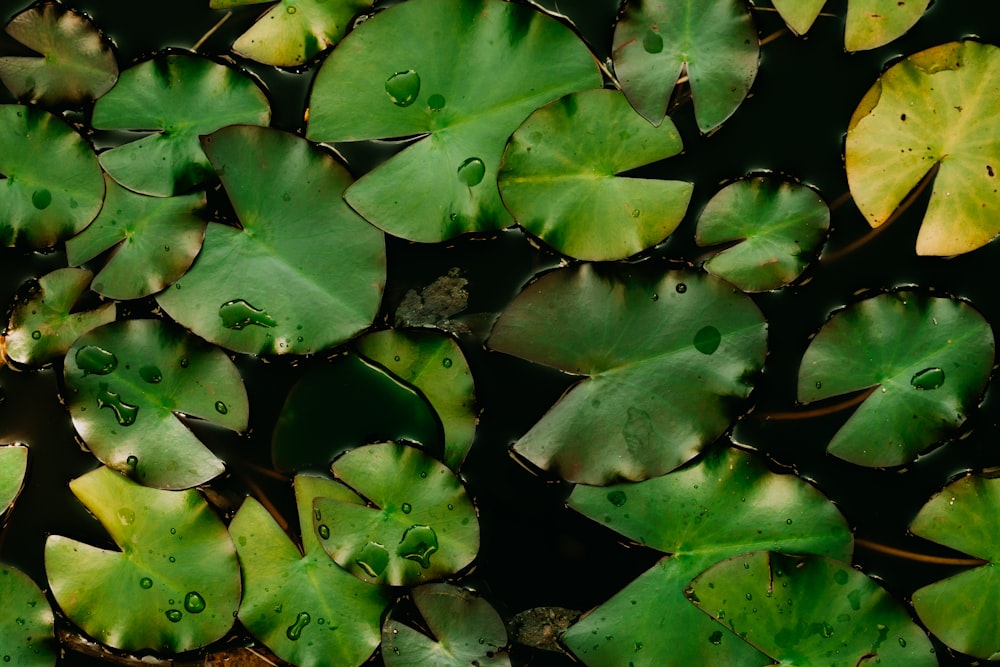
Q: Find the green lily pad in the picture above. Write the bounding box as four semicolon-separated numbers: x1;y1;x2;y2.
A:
846;41;1000;256
0;565;56;667
770;0;825;36
64;319;249;489
0;3;117;105
0;104;104;248
910;474;1000;659
305;0;601;242
66;175;207;300
91;52;271;197
3;268;116;368
0;443;28;514
357;329;476;471
564;446;853;666
797;291;994;467
44;466;241;653
156;124;386;356
612;0;759;133
488;264;767;484
695;176;830;292
210;0;373;67
383;583;510;667
688;552;937;666
844;0;931;52
498;88;693;261
314;442;480;586
230;474;389;667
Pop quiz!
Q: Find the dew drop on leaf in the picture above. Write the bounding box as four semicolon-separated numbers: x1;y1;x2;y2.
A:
708;630;723;645
385;69;420;106
317;524;330;539
219;299;278;330
116;507;135;525
97;386;138;426
693;326;721;355
401;502;412;514
675;283;687;293
910;367;945;390
457;157;486;186
441;357;453;368
397;524;439;568
642;30;663;54
139;577;152;589
31;189;52;210
428;93;446;110
183;591;206;614
76;345;118;375
139;365;162;383
607;490;627;507
286;611;311;640
30;330;41;340
355;541;390;578
165;609;182;623
214;401;228;415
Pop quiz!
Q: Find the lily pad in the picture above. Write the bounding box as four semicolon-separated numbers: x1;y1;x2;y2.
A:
797;291;994;467
0;104;104;248
564;446;853;666
44;466;241;653
0;443;28;514
770;0;825;36
66;175;207;300
844;0;931;52
910;474;1000;659
695;176;829;292
688;552;937;666
305;0;601;242
210;0;373;67
3;268;116;368
846;40;1000;256
64;319;249;489
488;264;767;484
498;88;693;261
0;2;117;105
156;124;386;356
0;564;56;667
383;583;510;667
357;329;476;471
313;442;480;586
230;474;389;667
91;52;271;197
612;0;759;133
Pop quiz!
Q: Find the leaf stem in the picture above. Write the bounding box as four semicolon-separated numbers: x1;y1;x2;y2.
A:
757;386;876;421
233;461;290;532
855;537;987;567
759;27;788;46
192;10;232;52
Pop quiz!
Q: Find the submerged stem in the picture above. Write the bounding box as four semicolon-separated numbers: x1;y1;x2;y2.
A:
192;10;232;52
758;386;876;421
855;537;987;567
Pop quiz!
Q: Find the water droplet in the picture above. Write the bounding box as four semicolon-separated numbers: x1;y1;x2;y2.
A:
214;401;228;415
97;386;139;426
139;577;153;589
393;355;401;362
355;542;389;578
642;29;663;54
397;524;438;568
651;293;659;301
116;507;135;525
286;5;296;13
675;283;687;293
631;208;641;218
694;326;721;355
318;524;330;539
385;69;420;106
168;556;176;563
848;589;862;611
457;157;486;187
184;591;206;614
428;93;446;110
745;593;752;601
821;622;834;638
165;609;183;623
834;569;849;585
911;367;945;390
441;357;453;369
179;356;189;368
898;637;907;648
815;381;822;389
31;189;52;210
126;455;138;469
286;611;311;640
785;518;793;525
607;490;627;507
3;655;10;662
139;365;162;383
30;330;41;340
76;345;118;375
219;299;278;330
401;502;412;514
708;630;723;645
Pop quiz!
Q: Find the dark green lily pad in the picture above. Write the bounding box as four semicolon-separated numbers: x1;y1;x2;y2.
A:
357;329;476;471
688;552;937;666
3;268;116;368
797;292;994;467
488;264;767;484
612;0;758;133
498;88;693;261
45;466;241;653
314;442;480;586
910;474;1000;659
0;443;28;514
564;446;853;666
91;52;271;197
0;104;104;248
383;583;510;667
66;175;206;300
0;564;56;667
156;124;386;356
64;319;249;489
230;474;389;667
306;0;601;242
695;176;830;292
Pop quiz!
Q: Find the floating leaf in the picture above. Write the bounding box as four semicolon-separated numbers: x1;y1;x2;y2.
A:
910;474;1000;659
846;41;1000;256
488;264;767;484
3;268;115;368
306;0;601;242
66;175;207;300
0;564;56;667
688;552;936;666
695;176;829;292
0;2;117;104
383;583;510;667
0;443;28;514
498;88;693;260
0;104;104;248
770;0;825;36
797;292;994;467
844;0;931;52
314;442;480;586
156;124;385;355
64;319;249;489
45;466;241;653
612;0;758;133
230;474;389;667
91;52;270;196
564;446;853;666
357;329;476;470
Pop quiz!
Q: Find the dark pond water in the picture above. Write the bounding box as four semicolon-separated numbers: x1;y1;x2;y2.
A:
2;0;1000;665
